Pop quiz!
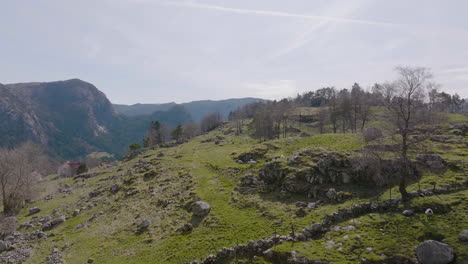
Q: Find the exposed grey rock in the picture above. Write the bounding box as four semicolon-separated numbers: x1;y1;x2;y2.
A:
177;223;193;233
247;160;257;165
416;240;454;264
51;216;66;226
0;240;7;253
110;184;120;193
417;154;446;172
75;223;88;230
45;248;63;264
139;219;150;230
28;207;41;215
42;216;66;231
402;209;414;217
459;230;468;241
73;209;80;217
240;173;261;187
326;188;337;201
0;244;32;264
191;201;211;217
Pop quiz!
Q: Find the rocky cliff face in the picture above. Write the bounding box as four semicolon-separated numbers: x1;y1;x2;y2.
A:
0;83;48;146
0;79;120;158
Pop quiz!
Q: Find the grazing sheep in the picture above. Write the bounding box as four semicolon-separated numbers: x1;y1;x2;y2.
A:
425;208;434;217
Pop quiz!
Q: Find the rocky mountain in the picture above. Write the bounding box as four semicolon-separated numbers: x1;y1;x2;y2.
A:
0;79;264;159
113;102;177;117
114;97;265;121
0;79;120;158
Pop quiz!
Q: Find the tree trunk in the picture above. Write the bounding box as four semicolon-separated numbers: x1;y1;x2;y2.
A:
400;131;410;201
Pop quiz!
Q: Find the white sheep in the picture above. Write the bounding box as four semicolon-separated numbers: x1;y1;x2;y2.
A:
425;208;434;217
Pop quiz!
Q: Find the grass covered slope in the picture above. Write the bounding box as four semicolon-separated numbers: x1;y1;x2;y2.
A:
12;113;468;264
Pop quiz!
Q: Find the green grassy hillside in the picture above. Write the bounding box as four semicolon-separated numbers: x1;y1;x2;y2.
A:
10;111;468;264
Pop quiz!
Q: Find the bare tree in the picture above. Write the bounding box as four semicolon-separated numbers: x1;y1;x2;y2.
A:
0;142;44;215
383;66;432;200
145;121;165;147
183;122;201;139
201;112;223;132
317;108;329;134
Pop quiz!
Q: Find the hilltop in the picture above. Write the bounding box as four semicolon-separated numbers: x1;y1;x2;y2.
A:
2;108;467;264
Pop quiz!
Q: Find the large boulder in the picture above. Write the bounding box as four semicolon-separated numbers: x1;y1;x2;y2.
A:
191;201;211;217
416;240;454;264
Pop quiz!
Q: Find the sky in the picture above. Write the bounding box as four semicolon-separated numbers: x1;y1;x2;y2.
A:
1;0;468;104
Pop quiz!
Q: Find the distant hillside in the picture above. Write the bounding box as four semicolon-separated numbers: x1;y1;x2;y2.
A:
114;97;265;121
113;102;176;117
0;79;123;158
0;79;264;159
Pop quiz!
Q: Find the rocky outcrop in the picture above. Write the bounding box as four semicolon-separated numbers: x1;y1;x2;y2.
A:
245;147;419;197
236;148;268;163
416;154;446;172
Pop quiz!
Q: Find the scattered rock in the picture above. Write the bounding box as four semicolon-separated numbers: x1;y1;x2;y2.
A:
191;201;211;217
247;160;257;165
51;216;66;226
73;209;80;217
28;207;41;215
402;209;414;217
416;240;454;264
45;248;62;264
139;219;150;230
87;258;94;263
177;223;193;233
110;184;120;193
75;223;88;230
43;216;66;231
459;230;468;242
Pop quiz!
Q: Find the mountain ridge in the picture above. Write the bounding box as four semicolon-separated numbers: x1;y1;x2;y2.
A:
0;79;264;159
113;97;265;121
